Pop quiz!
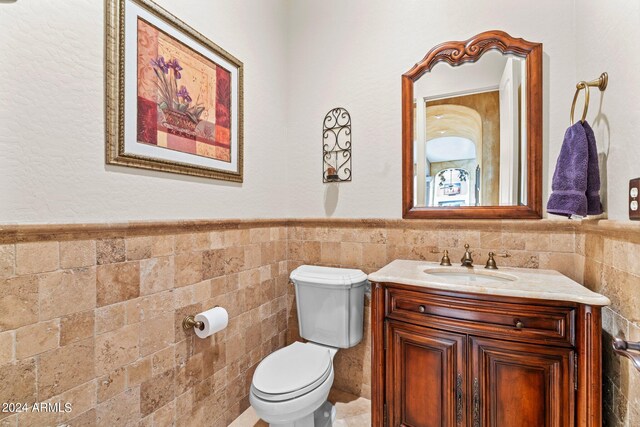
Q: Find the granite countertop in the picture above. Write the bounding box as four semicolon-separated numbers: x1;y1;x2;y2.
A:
368;259;610;306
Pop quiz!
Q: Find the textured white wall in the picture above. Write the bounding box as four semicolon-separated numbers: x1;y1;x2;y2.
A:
0;0;289;223
575;0;640;220
284;0;577;218
2;0;634;223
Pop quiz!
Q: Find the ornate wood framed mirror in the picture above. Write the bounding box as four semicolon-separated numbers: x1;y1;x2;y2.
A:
402;30;543;219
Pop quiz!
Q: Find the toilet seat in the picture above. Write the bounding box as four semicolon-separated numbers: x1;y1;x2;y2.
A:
252;342;333;402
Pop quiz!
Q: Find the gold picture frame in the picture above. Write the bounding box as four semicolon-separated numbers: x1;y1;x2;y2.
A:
105;0;244;182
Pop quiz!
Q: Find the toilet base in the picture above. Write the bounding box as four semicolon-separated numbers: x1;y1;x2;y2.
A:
313;401;336;427
268;401;336;427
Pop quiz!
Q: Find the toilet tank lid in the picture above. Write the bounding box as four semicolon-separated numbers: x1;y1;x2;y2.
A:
290;265;368;287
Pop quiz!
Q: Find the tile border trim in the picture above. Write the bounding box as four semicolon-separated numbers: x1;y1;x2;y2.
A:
0;218;587;244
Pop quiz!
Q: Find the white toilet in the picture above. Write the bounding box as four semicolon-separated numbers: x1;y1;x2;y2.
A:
250;265;368;427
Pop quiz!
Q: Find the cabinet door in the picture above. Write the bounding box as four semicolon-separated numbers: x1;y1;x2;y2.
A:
469;336;574;427
386;320;466;427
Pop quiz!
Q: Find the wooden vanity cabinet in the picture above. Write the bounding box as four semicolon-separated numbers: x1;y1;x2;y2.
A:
469;336;574;427
372;283;603;427
386;321;467;426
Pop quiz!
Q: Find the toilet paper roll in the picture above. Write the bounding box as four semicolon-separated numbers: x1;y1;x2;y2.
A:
194;306;229;339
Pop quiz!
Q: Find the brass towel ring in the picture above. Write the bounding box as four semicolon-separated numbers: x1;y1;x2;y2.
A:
570;82;590;125
570;72;608;126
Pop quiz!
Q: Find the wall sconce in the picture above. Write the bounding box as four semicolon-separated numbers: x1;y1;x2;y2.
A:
323;107;352;183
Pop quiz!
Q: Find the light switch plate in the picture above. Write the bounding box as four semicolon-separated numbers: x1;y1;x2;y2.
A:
629;178;640;220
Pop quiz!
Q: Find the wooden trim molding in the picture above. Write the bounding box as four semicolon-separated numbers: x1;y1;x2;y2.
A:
371;282;385;427
576;305;603;427
402;30;543;219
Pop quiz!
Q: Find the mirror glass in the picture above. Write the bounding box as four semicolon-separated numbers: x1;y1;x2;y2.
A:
412;51;527;208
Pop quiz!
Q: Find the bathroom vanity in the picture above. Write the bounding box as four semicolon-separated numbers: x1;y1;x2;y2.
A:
369;260;610;427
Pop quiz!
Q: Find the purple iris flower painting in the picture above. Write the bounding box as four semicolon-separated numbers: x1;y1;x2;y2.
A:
150;56;169;74
135;17;236;168
167;58;183;79
150;55;204;124
177;85;192;103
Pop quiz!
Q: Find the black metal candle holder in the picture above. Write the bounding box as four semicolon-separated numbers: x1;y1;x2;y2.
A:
323;107;352;183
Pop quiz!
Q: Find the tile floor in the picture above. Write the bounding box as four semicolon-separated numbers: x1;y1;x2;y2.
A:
229;389;371;426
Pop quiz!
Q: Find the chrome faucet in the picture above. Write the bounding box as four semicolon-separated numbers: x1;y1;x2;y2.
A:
460;244;473;267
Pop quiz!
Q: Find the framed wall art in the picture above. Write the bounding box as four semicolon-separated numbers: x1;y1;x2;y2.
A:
106;0;244;182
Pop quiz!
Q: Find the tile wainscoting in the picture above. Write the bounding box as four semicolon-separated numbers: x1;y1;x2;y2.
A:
286;219;640;427
578;223;640;426
286;219;580;400
0;219;638;426
0;221;290;427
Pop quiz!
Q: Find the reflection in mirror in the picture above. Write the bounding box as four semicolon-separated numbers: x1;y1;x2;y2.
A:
413;51;527;208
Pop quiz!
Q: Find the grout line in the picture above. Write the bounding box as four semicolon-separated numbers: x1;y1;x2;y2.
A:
11;330;16;364
12;243;16;275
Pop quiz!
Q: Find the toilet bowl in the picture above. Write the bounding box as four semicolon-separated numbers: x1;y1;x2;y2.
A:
249;265;368;427
249;342;337;427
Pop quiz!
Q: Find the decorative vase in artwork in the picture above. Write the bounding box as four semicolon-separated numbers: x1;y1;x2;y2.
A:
162;109;198;137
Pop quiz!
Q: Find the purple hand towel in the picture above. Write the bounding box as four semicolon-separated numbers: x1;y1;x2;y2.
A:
582;121;603;215
547;122;588;217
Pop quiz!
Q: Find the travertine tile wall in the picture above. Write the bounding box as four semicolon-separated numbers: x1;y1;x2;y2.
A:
577;226;640;427
0;225;289;427
284;219;638;427
285;220;580;399
1;219;638;427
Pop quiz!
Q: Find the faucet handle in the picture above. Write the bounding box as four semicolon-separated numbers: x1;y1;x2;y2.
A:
485;252;498;269
463;244;471;257
460;244;473;266
440;250;452;266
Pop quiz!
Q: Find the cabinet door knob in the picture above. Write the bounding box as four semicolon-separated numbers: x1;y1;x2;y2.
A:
515;320;524;329
418;305;426;313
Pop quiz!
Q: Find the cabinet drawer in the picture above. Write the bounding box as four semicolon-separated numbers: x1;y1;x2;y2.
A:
386;287;575;346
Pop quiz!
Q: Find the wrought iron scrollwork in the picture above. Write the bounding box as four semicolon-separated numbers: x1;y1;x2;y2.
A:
322;107;352;183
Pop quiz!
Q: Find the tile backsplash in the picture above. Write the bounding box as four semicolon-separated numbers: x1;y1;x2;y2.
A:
0;219;638;426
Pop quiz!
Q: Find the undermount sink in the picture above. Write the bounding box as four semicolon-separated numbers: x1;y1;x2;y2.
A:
423;267;518;283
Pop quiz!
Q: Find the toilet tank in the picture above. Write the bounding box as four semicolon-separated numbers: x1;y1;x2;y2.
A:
290;265;368;348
